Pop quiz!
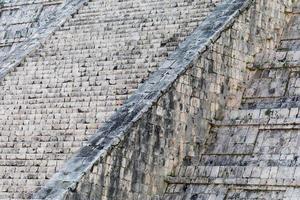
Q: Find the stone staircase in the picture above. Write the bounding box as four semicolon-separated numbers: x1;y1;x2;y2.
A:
163;6;300;200
0;0;224;199
0;0;63;58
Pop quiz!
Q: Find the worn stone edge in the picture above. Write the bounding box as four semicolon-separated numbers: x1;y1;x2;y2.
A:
0;0;88;80
164;176;299;188
0;0;63;9
31;0;255;199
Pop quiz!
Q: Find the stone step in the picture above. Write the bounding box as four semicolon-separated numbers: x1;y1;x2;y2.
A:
283;50;300;63
163;181;297;200
0;171;53;179
219;116;300;128
65;14;208;30
198;154;299;167
0;0;62;8
224;107;295;121
241;96;300;109
243;68;289;100
252;49;300;70
0;136;87;145
0;135;90;143
279;39;300;51
1;76;144;87
0;147;78;154
203;125;300;157
166;170;300;188
76;1;215;16
0;38;25;46
253;57;300;70
0;151;71;158
165;166;300;198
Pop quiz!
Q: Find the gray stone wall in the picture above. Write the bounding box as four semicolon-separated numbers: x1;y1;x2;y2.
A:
164;1;300;199
0;0;63;58
0;0;224;199
33;0;295;199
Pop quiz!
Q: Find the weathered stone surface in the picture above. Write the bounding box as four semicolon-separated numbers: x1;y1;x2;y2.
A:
165;2;300;200
0;0;88;81
32;0;296;199
0;0;227;199
0;0;63;58
0;0;298;199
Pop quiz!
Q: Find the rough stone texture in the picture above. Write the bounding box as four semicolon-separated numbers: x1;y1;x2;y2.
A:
164;2;300;200
0;0;63;58
0;0;225;199
0;0;88;80
32;0;296;199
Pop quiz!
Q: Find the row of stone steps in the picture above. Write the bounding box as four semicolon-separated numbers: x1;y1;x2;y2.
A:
0;0;63;60
75;0;217;16
279;39;300;51
0;0;62;9
241;67;300;109
164;183;295;200
225;107;297;121
240;12;300;112
65;12;209;28
164;7;300;199
0;154;70;161
0;0;239;198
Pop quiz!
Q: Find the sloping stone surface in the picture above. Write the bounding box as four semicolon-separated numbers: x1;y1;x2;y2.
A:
0;0;296;199
32;0;295;199
0;0;88;81
0;0;224;199
0;0;63;58
164;2;300;200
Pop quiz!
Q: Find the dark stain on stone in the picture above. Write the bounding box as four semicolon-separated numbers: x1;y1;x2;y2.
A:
191;194;198;200
269;88;275;94
183;156;192;166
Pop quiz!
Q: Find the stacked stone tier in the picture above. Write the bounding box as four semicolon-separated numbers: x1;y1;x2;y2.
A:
163;5;300;200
